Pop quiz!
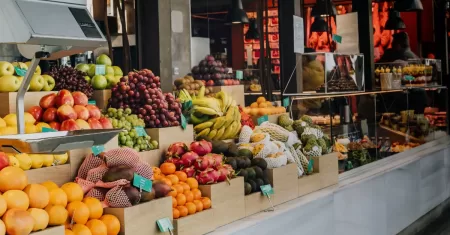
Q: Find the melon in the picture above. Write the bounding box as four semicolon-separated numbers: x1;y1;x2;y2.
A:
27;208;49;231
2;208;34;235
0;167;28;192
24;184;50;209
3;190;29;210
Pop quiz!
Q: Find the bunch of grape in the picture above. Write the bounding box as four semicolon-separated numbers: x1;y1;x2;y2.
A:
104;107;159;152
47;66;94;98
108;69;182;128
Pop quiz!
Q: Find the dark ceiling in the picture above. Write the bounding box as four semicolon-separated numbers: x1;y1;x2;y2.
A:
191;0;264;15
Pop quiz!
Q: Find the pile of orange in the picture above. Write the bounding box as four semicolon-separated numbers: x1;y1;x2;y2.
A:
243;96;287;117
154;163;212;219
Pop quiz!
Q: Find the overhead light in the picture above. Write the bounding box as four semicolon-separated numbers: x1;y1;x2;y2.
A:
226;0;249;24
311;0;337;17
245;18;260;39
384;9;406;30
394;0;423;12
311;17;328;32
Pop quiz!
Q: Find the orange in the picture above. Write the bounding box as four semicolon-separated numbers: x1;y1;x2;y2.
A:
176;206;188;217
183;191;194;203
172;197;177;208
176;194;186;206
0;166;28;192
201;197;211;209
174;171;187;182
86;219;107;235
165;175;179;185
160;163;176;175
46;205;68;225
82;197;103;220
24;184;50;209
0;195;7;217
257;96;266;104
152;167;162;177
3;190;29;210
168;187;177;197
99;214;120;235
159;178;172;187
66;201;90;225
27;208;49;232
172;208;180;219
185;202;196;215
186;178;198;189
65;229;75;235
153;174;165;180
193;200;203;212
179;182;190;193
49;188;68;207
71;224;92;235
61;183;84;203
41;181;59;192
2;208;34;235
250;102;259;108
173;184;184;195
191;188;201;200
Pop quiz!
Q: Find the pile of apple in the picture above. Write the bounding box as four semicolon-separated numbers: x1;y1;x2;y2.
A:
0;61;55;92
28;90;113;131
74;54;123;90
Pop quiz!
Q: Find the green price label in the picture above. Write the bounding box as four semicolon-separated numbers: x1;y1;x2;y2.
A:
156;217;173;232
133;173;152;192
91;145;105;156
405;75;414;81
14;67;27;77
181;114;187;130
182;100;193;111
236;70;244;80
95;65;106;76
260;184;274;196
282;97;290;108
307;159;314;173
134;127;146;137
41;127;57;132
332;34;342;44
257;115;269;125
88;100;96;105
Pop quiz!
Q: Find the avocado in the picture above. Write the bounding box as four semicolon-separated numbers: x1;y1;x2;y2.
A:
212;140;228;154
103;165;134;182
244;182;252;195
246;167;256;180
254;178;265;191
227;142;239;157
237;157;247;169
252;166;263;179
244;157;252;168
238;168;248;181
263;177;270;185
226;157;237;170
251;158;268;170
238;149;253;159
247;179;257;193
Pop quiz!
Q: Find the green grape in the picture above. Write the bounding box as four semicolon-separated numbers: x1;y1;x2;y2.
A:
129;132;135;138
134;147;140;152
145;136;151;141
148;143;154;150
126;135;132;141
126;140;133;147
125;108;132;114
137;139;143;145
108;108;117;113
151;140;158;148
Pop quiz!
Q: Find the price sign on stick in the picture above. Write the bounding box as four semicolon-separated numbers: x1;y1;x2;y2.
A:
181;114;187;130
260;184;275;211
257;115;269;125
88;100;96;105
133;173;152;192
14;67;27;77
91;145;105;156
95;65;106;75
157;217;174;235
282;97;290;108
135;127;146;137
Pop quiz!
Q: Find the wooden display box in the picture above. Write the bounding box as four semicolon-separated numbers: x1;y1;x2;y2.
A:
27;164;71;186
145;125;194;152
251;113;288;125
297;152;339;197
0;91;55;117
244;192;272;216
104;197;172;235
138;149;162;166
92;89;112;110
32;225;65;235
267;163;299;206
173;209;215;235
198;177;245;227
210;85;245;106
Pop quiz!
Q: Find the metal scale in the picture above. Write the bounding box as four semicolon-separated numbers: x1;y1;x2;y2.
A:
0;0;120;153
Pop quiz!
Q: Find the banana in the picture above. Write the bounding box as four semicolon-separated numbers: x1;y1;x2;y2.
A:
222;121;237;139
223;107;235;127
207;129;218;139
194;121;214;132
212;116;227;130
193;98;222;113
191;113;209;125
198;86;205;99
214;126;226;140
193;106;222;116
231;122;242;138
197;128;210;137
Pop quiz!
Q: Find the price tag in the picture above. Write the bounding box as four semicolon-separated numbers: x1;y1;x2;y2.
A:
135;126;146;137
41;127;57;132
14;67;27;77
260;184;274;196
236;70;244;80
405;75;414;81
181;114;187;130
257;115;269;125
332;34;342;44
95;65;106;75
133;173;152;192
156;217;174;233
182;100;192;111
88;100;96;105
282;97;290;108
307;159;314;173
91;145;105;156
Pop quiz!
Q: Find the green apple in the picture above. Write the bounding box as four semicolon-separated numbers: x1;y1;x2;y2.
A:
105;65;115;75
75;63;90;74
105;74;117;89
96;54;112;66
115;75;122;83
112;66;123;76
42;75;55;91
0;62;15;77
88;64;96;77
17;77;30;91
25;61;41;75
84;76;91;84
0;75;21;92
91;75;108;90
29;74;45;91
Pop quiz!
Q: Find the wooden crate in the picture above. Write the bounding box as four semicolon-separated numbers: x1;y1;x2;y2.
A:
104;197;172;235
32;225;65;235
138;149;162;166
92;89;112;110
267;163;299;206
198;177;245;227
145;125;194;152
251;113;288;125
297;173;321;197
173;209;215;235
26;164;71;186
210;85;245;106
0;91;55;117
244;192;272;216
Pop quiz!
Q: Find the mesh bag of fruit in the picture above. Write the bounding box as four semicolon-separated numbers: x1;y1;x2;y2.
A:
95;179;130;189
263;153;288;169
239;125;253;144
253;141;278;159
294;144;310;173
86;187;109;201
104;186;141;208
288;145;305;176
77;153;105;179
104;148;140;169
134;162;154;180
250;132;271;145
75;177;96;194
86;165;109;183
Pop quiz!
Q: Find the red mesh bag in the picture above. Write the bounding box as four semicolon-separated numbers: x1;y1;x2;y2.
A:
134;162;153;180
75;177;95;194
77;153;105;179
103;186;140;208
103;148;140;169
95;179;130;189
86;187;109;201
86;165;109;183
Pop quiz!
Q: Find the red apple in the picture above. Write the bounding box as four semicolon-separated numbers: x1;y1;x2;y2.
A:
55;89;74;107
75;119;91;130
206;80;214;86
73;105;89;121
72;91;89;106
39;93;57;109
49;121;61;131
86;105;101;119
60;119;80;131
43;108;57;123
57;104;77;121
98;117;113;129
0;152;10;171
88;118;103;129
27;106;43;122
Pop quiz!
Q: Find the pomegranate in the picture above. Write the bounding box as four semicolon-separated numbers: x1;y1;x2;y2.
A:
194;157;211;171
182;166;196;177
190;140;212;156
180;151;199;167
165;142;188;159
205;153;223;169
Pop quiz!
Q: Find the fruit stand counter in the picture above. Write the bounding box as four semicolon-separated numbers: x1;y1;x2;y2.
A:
209;137;450;235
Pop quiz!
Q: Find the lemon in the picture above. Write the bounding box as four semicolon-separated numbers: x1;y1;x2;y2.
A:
41;154;54;167
3;114;17;126
7;156;19;167
25;124;38;134
53;153;68;165
29;154;43;169
0;118;6;128
15;153;32;170
0;126;17;136
35;123;51;132
24;112;36;125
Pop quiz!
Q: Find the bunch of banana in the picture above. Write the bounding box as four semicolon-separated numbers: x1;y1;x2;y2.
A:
215;91;235;113
194;106;242;140
178;89;193;103
333;142;348;153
